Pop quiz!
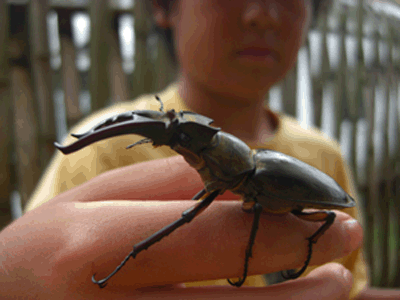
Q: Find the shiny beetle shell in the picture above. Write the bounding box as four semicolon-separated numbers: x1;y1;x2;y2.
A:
235;149;354;214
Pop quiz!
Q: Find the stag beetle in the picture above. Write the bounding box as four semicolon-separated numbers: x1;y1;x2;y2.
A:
55;96;355;288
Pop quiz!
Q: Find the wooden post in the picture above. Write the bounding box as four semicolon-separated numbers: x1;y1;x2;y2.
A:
368;9;387;287
0;1;13;228
381;23;398;288
281;63;297;118
350;0;365;187
109;14;128;103
90;0;111;111
381;69;391;287
9;4;41;209
131;0;154;98
365;72;378;285
335;10;348;141
311;9;329;130
394;75;400;287
58;9;82;128
28;0;56;169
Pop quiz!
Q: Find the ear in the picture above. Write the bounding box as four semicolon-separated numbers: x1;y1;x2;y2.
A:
151;1;170;28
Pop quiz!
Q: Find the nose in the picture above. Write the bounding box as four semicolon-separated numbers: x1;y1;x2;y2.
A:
242;0;281;30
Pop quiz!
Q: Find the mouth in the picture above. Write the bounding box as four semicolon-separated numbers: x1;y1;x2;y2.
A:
238;48;273;56
236;47;277;65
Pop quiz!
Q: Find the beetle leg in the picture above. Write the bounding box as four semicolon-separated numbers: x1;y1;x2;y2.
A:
192;188;207;200
227;202;263;287
281;210;336;280
92;189;220;288
126;138;153;149
241;200;257;213
155;95;165;112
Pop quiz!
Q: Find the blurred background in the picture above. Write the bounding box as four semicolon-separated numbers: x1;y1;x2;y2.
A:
1;0;400;288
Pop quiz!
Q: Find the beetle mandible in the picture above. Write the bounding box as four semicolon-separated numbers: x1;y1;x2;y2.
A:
55;96;355;288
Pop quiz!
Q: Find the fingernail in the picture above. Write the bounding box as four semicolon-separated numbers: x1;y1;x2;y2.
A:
343;219;363;253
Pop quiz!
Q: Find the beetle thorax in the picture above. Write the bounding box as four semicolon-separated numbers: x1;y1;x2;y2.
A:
197;132;255;192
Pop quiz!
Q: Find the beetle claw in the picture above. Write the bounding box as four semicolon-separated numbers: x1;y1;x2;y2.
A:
227;277;245;287
281;269;303;280
92;274;108;289
281;236;314;280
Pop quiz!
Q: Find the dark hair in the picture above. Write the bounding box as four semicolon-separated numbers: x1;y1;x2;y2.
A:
152;0;329;64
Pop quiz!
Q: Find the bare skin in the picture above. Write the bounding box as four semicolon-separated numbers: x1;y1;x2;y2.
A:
0;156;361;299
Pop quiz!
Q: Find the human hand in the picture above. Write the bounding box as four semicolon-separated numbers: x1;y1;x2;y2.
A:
0;156;362;299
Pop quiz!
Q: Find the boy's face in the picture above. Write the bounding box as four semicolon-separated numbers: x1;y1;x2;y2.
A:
159;0;312;100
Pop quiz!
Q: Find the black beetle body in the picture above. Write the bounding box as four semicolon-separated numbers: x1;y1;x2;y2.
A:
242;149;354;213
55;96;355;288
180;131;256;192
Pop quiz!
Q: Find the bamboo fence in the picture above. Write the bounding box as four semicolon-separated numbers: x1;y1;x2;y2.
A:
1;0;399;288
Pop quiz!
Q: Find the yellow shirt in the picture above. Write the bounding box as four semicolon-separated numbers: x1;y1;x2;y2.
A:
26;84;368;298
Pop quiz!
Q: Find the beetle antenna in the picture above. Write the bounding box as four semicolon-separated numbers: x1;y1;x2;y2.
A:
155;95;164;113
126;138;153;149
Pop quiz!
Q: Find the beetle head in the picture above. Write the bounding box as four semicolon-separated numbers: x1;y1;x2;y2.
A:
121;109;220;151
172;122;219;153
54;107;220;155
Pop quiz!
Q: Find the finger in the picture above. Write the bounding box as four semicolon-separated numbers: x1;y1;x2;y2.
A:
39;200;362;289
127;263;353;300
55;155;240;203
240;263;353;300
301;263;353;298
